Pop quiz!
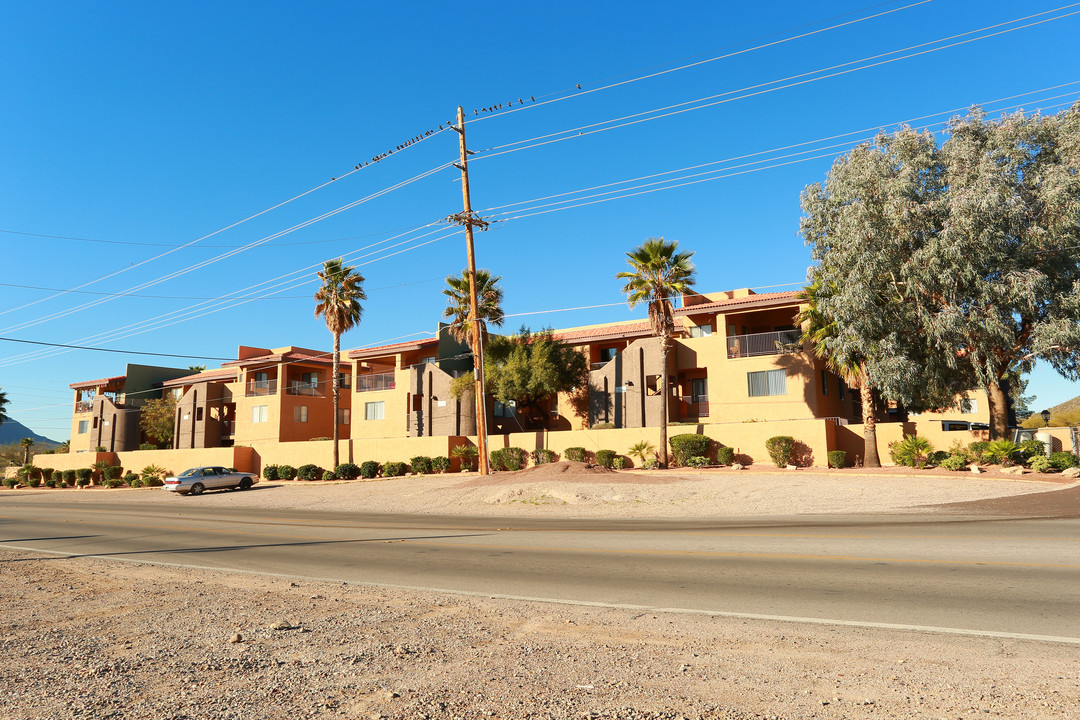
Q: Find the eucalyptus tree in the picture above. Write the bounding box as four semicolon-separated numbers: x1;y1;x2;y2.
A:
616;238;696;467
314;258;366;472
442;269;505;344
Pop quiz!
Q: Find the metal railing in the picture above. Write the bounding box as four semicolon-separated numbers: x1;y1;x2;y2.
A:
727;330;802;358
678;396;710;418
286;380;323;397
356;371;396;392
75;400;94;413
245;379;277;396
590;361;613;371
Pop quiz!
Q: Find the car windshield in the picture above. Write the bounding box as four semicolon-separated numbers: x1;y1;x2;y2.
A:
178;468;201;477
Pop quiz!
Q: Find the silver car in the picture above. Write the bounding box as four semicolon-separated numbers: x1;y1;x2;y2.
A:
163;466;256;495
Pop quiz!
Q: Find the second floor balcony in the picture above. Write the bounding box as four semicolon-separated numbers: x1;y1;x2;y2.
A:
356;371;396;393
677;396;709;418
246;379;278;397
75;400;94;413
727;330;802;359
286;380;323;397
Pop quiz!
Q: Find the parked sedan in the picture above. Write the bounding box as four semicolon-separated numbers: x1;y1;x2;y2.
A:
163;466;256;496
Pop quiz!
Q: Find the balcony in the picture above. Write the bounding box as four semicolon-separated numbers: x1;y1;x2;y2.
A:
678;396;709;419
221;420;235;436
356;371;396;392
286;380;324;397
727;330;802;359
75;400;94;413
246;379;278;397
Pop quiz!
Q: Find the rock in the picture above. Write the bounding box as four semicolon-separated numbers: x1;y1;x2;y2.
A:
785;464;798;470
269;621;293;631
1002;466;1026;475
1062;467;1080;478
731;463;744;470
228;633;242;644
383;691;399;700
969;464;983;474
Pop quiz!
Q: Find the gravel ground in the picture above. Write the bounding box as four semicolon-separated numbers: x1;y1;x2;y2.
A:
2;466;1078;719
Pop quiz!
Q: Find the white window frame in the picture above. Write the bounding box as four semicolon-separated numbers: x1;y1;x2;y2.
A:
294;405;308;423
251;405;268;423
747;369;787;397
77;420;89;434
364;401;385;420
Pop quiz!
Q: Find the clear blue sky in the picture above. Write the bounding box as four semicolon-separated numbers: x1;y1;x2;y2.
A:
2;0;1078;440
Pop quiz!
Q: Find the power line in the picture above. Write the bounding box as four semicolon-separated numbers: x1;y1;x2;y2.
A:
0;336;234;360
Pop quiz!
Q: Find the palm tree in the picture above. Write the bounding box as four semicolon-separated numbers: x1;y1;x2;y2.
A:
616;238;696;467
0;386;9;428
796;280;881;467
314;258;366;472
442;269;505;343
19;437;35;465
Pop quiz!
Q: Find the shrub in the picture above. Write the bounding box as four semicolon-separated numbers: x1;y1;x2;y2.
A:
360;461;381;479
3;477;17;489
627;441;655;467
687;456;708;468
322;470;335;481
940;454;968;471
591;422;614;430
765;436;796;467
985;439;1020;466
1019;438;1047;462
123;472;139;486
105;477;125;489
26;474;41;488
890;435;934;468
75;468;93;487
44;477;57;488
532;449;556;465
669;434;711;466
827;450;847;469
277;465;298;481
593;449;616;468
106;465;124;480
565;447;587;463
262;464;280;481
432;456;450;473
383;461;408;477
297;464;324;481
641;458;659;470
927;450;949;466
1049;451;1080;471
94;446;106;452
335;462;361;480
410;456;433;475
39;468;54;481
1029;455;1052;473
450;444;479;471
967;441;990;463
612;456;627;469
503;447;527;470
715;446;735;466
63;470;76;485
141;465;167;485
130;476;145;488
139;443;156;451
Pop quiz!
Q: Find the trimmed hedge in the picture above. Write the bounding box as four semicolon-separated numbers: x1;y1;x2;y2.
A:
594;449;617;468
63;470;76;485
715;446;735;466
277;464;298;481
565;447;586;463
360;461;381;479
262;464;280;481
532;448;557;465
297;464;324;481
322;470;336;481
490;447;527;471
765;436;796;467
75;468;93;487
335;462;361;480
669;434;711;466
432;456;450;473
123;472;139;486
383;461;408;477
827;450;846;469
410;456;433;475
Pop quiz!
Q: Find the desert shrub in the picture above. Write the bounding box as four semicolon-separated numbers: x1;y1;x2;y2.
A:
38;468;53;481
765;436;796;467
985;439;1020;466
360;461;381;479
504;447;527;471
262;464;280;481
488;449;505;471
890;435;934;468
627;441;656;467
410;456;433;475
432;456;450;473
43;477;57;488
967;441;990;463
75;468;93;486
123;472;139;486
940;454;968;471
1029;455;1052;473
105;477;124;488
565;447;587;463
1049;451;1080;470
139;443;156;451
335;462;361;480
63;469;76;484
641;458;660;470
927;450;949;466
612;456;627;469
94;446;106;452
277;464;298;481
141;465;167;485
297;464;324;481
594;449;617;468
591;422;614;430
715;446;735;466
322;470;335;481
687;456;708;468
450;444;479;471
532;448;556;465
827;450;847;469
669;434;711;466
25;474;41;488
382;461;408;477
106;465;123;480
1019;438;1047;462
3;477;17;489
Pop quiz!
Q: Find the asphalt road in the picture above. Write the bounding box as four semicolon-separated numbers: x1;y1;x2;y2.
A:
2;495;1078;643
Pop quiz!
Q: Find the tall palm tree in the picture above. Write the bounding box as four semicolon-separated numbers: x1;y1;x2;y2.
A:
796;280;881;467
616;238;696;467
442;269;505;343
314;258;366;472
19;437;34;465
0;386;9;428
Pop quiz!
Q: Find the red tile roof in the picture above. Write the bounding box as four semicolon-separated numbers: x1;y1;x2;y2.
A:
222;350;335;368
161;367;239;388
348;337;438;359
553;319;684;343
70;374;126;390
675;291;802;315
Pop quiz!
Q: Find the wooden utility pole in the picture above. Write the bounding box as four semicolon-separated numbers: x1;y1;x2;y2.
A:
449;105;491;475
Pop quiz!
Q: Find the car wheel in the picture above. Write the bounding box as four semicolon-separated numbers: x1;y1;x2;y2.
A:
189;482;205;496
239;478;253;490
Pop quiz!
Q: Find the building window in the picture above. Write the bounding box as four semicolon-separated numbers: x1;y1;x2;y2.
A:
294;405;308;423
688;325;713;338
960;398;978;414
78;420;89;434
301;372;319;388
600;347;618;362
422;356;437;365
337;408;351;425
196;407;204;421
252;405;268;423
838;378;846;401
645;374;661;396
494;400;516;417
821;370;828;396
338;372;351;389
365;401;385;420
748;369;787;397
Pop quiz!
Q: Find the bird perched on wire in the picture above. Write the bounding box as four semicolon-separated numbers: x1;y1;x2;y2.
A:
576;84;581;89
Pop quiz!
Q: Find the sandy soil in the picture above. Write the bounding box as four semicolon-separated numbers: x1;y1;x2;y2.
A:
3;466;1078;719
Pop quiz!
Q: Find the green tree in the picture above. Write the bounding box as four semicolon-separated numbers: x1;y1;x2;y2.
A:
139;394;177;447
442;269;505;343
482;327;589;429
314;258;366;471
19;437;34;464
616;238;696;467
187;365;206;373
0;386;9;427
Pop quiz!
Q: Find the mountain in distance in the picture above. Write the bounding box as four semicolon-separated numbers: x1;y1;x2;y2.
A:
0;417;61;448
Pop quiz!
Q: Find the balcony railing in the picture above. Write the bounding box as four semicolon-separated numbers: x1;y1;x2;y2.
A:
356;371;396;392
590;361;613;371
75;400;94;413
678;396;710;418
246;379;277;397
286;380;323;397
727;330;802;359
221;420;235;436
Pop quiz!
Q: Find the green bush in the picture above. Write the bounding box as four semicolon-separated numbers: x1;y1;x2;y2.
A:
532;448;556;465
827;450;847;469
985;439;1020;466
410;456;433;475
383;461;408;477
123;472;139;486
139;443;157;451
940;454;968;471
39;468;54;481
322;470;336;481
105;477;124;489
927;450;949;466
297;464;324;481
262;464;280;481
44;477;57;488
1019;439;1047;462
1049;451;1080;470
360;461;380;479
432;456;450;473
141;465;167;485
1029;455;1052;473
490;447;527;471
106;465;124;480
335;462;361;480
715;446;735;466
26;475;41;488
967;441;990;463
75;468;93;487
450;444;479;471
594;449;617;468
63;469;76;485
277;464;298;481
890;436;934;469
669;434;711;466
591;422;614;430
612;456;628;469
94;446;106;452
765;436;796;467
687;456;708;468
565;447;586;463
3;477;17;489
